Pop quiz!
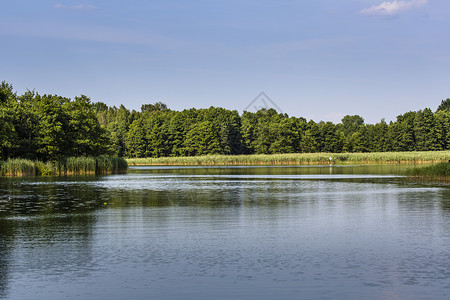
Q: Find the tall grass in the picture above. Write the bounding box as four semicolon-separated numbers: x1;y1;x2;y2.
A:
0;157;128;176
406;162;450;179
126;151;450;166
66;157;97;175
96;156;128;174
0;159;37;176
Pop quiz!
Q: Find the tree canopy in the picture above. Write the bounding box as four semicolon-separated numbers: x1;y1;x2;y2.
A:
1;80;450;161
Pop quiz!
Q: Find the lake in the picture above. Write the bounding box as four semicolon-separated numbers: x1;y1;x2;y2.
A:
1;165;449;299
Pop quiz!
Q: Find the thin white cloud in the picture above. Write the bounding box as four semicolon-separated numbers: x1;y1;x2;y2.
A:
54;3;98;11
360;0;428;16
0;20;186;50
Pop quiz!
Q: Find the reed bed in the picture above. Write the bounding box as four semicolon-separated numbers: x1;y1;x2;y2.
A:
406;162;450;182
126;151;450;166
96;156;129;174
0;159;37;176
0;157;127;176
66;157;97;175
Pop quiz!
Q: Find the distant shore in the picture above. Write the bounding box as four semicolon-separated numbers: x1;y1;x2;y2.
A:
126;151;450;166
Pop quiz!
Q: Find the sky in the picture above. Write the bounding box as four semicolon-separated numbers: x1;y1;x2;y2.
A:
1;0;450;124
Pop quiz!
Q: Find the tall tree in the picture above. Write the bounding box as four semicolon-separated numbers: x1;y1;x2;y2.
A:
66;95;108;156
319;122;344;153
0;107;17;159
435;110;450;150
125;117;147;158
436;98;450;112
301;120;320;153
35;94;71;161
141;102;168;112
414;108;439;151
339;115;365;136
184;121;222;156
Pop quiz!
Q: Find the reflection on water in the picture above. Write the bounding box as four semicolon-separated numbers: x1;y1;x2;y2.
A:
0;165;449;299
0;220;12;298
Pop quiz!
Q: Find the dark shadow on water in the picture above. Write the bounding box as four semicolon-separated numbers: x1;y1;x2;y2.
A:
0;219;14;298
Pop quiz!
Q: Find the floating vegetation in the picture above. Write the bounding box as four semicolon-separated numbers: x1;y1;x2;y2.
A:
0;156;127;176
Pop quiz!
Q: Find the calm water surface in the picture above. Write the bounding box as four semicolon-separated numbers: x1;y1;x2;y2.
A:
1;165;449;299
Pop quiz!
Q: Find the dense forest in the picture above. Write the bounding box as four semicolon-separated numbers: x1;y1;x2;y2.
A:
1;81;450;161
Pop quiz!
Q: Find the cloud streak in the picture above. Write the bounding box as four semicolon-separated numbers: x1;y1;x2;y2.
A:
54;3;98;11
0;20;187;51
360;0;428;16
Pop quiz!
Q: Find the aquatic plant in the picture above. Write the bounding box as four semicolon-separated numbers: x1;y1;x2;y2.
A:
96;156;128;174
0;159;37;176
0;156;128;176
66;157;97;175
406;162;450;179
126;151;450;166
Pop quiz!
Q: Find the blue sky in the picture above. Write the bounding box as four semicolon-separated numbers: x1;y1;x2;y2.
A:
1;0;449;123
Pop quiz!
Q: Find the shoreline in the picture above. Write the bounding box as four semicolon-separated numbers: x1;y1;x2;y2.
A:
126;151;450;166
0;157;128;177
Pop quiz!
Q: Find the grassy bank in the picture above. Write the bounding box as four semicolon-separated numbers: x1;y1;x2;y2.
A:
0;156;128;176
126;151;450;166
406;162;450;182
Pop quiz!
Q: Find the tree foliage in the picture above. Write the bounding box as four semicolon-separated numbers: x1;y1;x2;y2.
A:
437;98;450;112
1;81;450;161
0;82;108;161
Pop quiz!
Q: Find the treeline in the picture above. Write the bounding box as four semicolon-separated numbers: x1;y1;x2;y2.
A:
0;82;109;161
97;99;450;158
1;81;450;160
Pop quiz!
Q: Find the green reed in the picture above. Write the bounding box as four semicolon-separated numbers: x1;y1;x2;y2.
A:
406;162;450;178
126;151;450;166
0;156;128;176
0;159;37;176
96;156;128;174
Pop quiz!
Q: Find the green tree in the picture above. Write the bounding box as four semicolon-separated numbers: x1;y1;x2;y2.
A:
0;82;18;159
125;117;147;158
350;125;370;152
0;81;16;105
390;112;416;151
301;120;320;153
66;95;108;156
35;94;71;161
166;111;189;156
184;121;222;156
241;111;258;154
106;105;131;156
0;107;17;159
319;122;344;153
12;90;39;159
436;98;450;112
144;111;172;157
141;102;168;112
435;110;450;150
339;115;365;136
268;117;298;154
251;108;279;154
414;108;439;151
368;120;389;152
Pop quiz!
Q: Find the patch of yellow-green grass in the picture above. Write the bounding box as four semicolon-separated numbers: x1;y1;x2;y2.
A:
126;151;450;166
0;156;128;176
0;159;37;176
406;162;450;182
